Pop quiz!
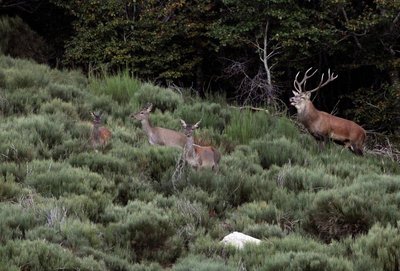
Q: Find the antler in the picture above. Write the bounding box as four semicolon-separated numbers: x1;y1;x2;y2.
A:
293;67;317;93
308;69;338;93
293;67;338;93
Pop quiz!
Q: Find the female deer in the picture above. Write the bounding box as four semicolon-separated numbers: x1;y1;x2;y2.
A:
180;119;221;171
131;103;187;148
91;112;112;149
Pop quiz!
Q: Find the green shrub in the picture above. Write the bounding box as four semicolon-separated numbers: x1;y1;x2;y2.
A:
60;193;111;222
0;115;68;162
244;223;285;239
0;239;107;271
173;255;236;271
89;70;141;104
258;251;352;271
134;83;182;111
114;175;157;205
0;203;44;243
69;152;131;175
40;98;80;120
1;87;49;115
46;82;85;102
0;128;37;162
232;201;281;225
130;146;181;192
224;109;272;145
176;102;230;132
305;174;400;241
0;162;27;182
103;200;176;262
81;247;164;271
273;165;338;192
24;160;111;198
0;178;31;201
351;224;400;271
251;137;310;168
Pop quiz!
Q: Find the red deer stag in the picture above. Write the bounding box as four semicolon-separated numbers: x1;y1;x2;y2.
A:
91;112;112;150
180;119;221;171
290;68;366;155
131;103;187;149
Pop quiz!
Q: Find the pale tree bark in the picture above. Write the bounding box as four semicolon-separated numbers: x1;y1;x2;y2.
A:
224;21;280;105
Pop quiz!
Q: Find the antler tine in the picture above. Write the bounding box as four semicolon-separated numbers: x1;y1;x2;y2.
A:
308;68;338;93
293;71;302;92
293;67;317;93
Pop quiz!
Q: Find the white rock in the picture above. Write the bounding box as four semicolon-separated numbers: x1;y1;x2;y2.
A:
220;231;261;249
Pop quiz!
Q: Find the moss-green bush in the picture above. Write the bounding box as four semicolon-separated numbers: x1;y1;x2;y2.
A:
103;200;177;263
134;83;182;111
173;255;236;271
176;102;230;132
89;71;141;104
0;239;107;271
0;203;44;243
224;109;272;145
69;152;131;175
251;137;311;168
351;223;400;271
305;174;400;241
24;160;111;198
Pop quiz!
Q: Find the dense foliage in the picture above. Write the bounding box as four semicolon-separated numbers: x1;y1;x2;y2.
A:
0;56;400;270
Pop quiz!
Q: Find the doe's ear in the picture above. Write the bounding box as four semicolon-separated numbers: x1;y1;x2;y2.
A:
180;119;187;128
146;103;153;112
193;120;201;128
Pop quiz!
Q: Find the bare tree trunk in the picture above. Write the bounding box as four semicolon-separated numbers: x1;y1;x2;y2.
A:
196;64;205;98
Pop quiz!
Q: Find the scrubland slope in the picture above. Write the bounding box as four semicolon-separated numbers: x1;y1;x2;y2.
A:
0;56;399;271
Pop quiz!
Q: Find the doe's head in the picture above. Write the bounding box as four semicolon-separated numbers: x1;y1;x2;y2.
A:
180;119;201;137
131;103;153;121
90;111;103;124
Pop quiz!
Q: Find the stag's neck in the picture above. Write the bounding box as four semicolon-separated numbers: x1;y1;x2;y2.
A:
298;101;320;125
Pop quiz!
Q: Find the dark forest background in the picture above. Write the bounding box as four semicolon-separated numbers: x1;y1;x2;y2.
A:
1;0;399;134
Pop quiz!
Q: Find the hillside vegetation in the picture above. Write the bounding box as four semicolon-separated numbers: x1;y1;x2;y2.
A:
0;55;400;271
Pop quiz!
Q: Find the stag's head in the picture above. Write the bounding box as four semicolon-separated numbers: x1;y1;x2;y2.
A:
131;103;153;121
290;68;338;111
180;119;201;137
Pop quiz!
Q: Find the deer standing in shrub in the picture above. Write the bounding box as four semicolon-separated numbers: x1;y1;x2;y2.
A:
290;68;366;155
131;103;187;149
90;112;112;150
180;119;221;171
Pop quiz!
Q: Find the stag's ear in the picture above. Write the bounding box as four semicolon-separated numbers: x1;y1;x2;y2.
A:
193;120;201;128
305;92;311;99
292;90;299;96
180;119;187;128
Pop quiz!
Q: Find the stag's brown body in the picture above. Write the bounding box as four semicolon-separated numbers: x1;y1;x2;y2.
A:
297;99;366;155
290;68;366;155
